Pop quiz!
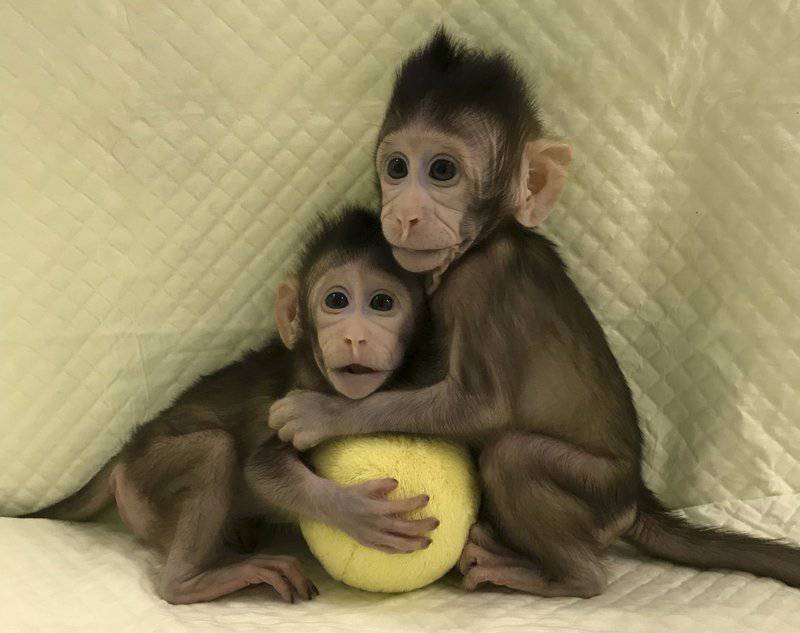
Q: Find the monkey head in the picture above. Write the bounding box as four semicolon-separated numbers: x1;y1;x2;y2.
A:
274;207;426;399
376;29;572;275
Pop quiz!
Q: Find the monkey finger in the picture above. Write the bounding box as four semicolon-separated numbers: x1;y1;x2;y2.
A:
268;397;300;423
350;528;418;554
375;493;430;515
292;431;322;452
356;477;399;497
346;531;398;553
366;542;405;555
374;532;432;553
277;425;295;443
268;409;292;430
286;389;310;398
380;516;440;537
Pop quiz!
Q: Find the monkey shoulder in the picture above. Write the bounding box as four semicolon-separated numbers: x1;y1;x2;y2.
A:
126;336;291;448
441;221;564;303
180;337;291;405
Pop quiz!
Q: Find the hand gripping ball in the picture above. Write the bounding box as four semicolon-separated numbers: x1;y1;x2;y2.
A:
300;435;480;593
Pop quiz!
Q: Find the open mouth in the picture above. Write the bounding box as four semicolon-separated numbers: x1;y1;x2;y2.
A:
329;364;392;398
340;364;378;375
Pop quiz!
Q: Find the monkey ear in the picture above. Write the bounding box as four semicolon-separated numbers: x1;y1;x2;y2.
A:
515;138;572;228
275;278;301;349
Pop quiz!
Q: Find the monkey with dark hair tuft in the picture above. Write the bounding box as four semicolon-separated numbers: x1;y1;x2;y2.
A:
271;30;800;597
24;206;439;604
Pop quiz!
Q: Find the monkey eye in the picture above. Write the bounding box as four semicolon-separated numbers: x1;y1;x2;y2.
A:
324;291;349;310
386;156;408;180
369;293;394;312
429;157;457;182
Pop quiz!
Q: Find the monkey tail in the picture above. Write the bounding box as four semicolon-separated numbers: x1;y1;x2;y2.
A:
22;458;117;521
625;487;800;587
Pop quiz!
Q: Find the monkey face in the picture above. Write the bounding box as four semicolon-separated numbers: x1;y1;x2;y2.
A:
376;123;483;273
308;261;417;399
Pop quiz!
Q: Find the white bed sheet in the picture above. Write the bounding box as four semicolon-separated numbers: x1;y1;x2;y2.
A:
3;495;800;633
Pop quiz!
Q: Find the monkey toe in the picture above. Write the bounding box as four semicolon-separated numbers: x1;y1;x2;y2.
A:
463;563;605;598
458;542;539;576
467;523;498;551
458;542;487;575
463;564;540;593
462;565;500;591
467;523;521;558
248;554;314;601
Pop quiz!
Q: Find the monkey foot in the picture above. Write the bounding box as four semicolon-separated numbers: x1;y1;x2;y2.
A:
458;523;602;596
458;542;540;575
160;554;319;604
463;562;605;599
458;523;539;576
466;523;526;558
458;524;540;576
463;564;546;593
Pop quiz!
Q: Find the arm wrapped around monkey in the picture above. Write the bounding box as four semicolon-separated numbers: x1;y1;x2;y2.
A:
271;29;800;596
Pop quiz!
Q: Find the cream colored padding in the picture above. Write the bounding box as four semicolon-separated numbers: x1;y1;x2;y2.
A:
1;1;799;630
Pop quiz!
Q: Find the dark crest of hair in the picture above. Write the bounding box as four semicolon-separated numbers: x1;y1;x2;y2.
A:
379;28;543;143
295;205;411;295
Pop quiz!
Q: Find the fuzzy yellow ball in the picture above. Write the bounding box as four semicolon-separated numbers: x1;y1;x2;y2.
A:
300;435;480;593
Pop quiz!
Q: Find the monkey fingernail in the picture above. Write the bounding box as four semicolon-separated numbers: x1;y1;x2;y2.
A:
433;519;440;528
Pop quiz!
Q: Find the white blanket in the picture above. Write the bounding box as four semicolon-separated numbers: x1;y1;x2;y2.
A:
2;501;799;633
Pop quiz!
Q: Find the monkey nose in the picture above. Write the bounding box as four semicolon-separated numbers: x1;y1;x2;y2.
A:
398;216;420;242
344;336;367;355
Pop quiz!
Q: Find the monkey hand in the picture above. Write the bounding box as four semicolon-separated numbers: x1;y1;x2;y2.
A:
269;390;349;450
331;477;438;554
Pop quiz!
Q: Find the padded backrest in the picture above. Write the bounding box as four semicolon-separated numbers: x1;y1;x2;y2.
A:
2;2;799;514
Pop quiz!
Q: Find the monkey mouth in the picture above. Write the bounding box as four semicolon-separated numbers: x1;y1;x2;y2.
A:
390;245;452;272
329;365;392;399
340;364;379;375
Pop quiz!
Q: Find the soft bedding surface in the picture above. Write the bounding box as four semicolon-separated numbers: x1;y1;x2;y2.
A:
2;502;799;633
1;1;799;631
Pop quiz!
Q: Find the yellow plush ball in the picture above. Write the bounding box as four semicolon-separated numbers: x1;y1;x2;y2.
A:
300;435;480;593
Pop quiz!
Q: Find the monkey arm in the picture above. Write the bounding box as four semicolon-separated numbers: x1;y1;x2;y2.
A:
269;376;509;450
244;439;341;523
244;437;437;553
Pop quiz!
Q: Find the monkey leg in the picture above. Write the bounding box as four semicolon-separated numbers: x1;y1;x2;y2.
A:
222;515;265;554
469;432;621;599
458;523;541;575
121;430;315;604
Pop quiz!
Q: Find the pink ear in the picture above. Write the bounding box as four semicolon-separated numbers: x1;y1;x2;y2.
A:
275;278;301;349
515;139;572;228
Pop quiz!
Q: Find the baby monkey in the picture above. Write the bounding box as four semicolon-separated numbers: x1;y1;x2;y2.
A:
24;206;438;604
271;30;800;596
